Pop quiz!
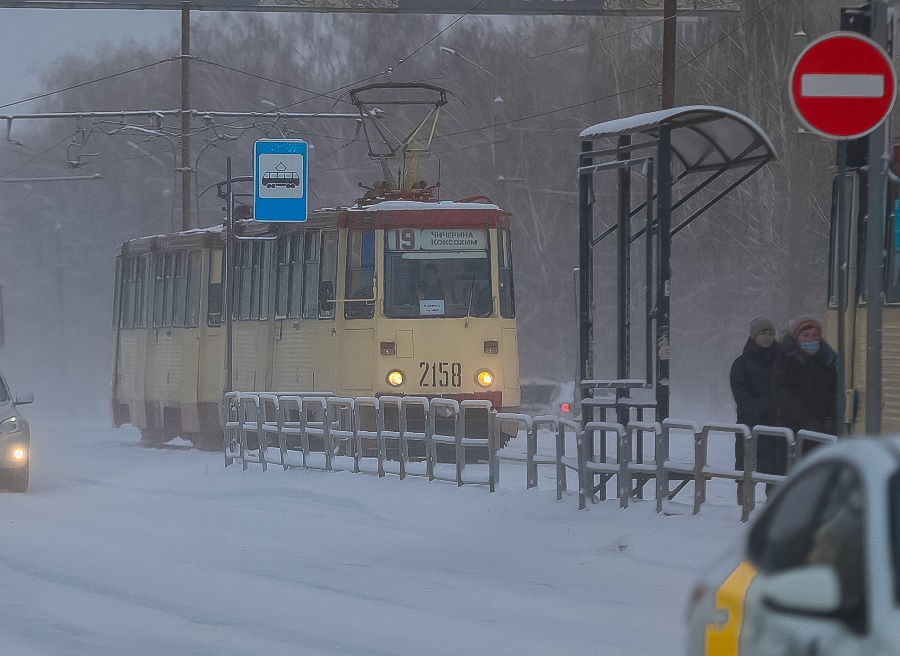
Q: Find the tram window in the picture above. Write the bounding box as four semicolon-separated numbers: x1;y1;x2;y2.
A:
345;229;375;320
173;252;188;327
248;241;269;321
302;231;320;319
261;243;271;320
289;233;304;318
153;254;167;327
249;243;260;320
135;255;147;328
318;230;338;320
165;254;177;326
186;250;202;327
207;248;223;327
113;258;122;329
275;235;290;319
275;232;305;319
498;229;516;318
383;228;492;319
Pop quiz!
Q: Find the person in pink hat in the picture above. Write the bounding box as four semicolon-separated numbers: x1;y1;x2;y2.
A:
772;316;838;450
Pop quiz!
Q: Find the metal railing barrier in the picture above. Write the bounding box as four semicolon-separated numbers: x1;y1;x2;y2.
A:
221;391;839;521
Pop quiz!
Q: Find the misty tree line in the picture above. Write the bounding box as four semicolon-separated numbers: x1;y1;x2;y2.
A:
0;0;845;419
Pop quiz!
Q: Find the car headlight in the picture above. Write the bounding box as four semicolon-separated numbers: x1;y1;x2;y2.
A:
0;416;25;434
386;370;404;387
475;369;494;387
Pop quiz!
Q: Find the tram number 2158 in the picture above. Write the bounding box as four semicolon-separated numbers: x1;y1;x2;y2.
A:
419;361;462;388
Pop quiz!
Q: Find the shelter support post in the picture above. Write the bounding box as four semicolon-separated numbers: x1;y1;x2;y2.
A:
579;140;594;452
617;135;632;427
655;126;672;421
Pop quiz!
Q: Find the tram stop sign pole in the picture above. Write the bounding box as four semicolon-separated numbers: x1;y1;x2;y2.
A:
790;29;897;435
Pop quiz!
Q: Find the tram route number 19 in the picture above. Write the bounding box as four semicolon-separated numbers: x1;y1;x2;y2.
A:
419;361;462;387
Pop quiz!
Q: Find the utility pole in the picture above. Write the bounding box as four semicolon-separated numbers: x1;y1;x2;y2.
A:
661;0;677;109
180;0;191;231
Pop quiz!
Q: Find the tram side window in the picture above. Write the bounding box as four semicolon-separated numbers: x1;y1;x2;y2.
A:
113;257;123;329
498;228;516;318
185;250;202;327
173;252;188;327
275;233;304;319
153;253;174;328
207;248;223;327
302;231;320;319
151;250;202;328
134;256;147;328
345;228;375;319
319;230;339;320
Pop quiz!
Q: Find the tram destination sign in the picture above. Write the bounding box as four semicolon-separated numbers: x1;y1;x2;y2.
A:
253;139;308;222
789;32;897;140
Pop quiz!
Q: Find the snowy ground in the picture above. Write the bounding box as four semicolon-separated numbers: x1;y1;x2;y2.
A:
0;420;755;656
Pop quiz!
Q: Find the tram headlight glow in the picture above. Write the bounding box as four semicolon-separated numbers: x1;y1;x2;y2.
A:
386;370;404;387
475;369;494;387
12;447;25;461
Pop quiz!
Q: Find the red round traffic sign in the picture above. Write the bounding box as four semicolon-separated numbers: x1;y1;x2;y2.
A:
789;32;897;140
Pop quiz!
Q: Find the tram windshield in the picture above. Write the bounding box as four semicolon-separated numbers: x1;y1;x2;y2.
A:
384;227;493;318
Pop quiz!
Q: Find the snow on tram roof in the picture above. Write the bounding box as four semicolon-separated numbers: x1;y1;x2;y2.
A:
350;200;501;212
127;224;223;243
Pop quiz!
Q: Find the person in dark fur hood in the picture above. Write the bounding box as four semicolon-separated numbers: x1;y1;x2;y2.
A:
730;316;782;481
772;316;838;452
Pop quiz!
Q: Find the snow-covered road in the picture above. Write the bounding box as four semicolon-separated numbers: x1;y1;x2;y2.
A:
0;422;748;656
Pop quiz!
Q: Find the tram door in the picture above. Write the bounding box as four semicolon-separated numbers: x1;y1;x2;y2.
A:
270;229;340;392
231;240;272;391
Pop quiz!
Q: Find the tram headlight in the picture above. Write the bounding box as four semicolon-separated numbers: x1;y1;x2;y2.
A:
475;369;494;387
11;446;26;462
386;370;404;387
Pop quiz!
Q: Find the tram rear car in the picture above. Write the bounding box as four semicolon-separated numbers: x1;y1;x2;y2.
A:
111;195;520;450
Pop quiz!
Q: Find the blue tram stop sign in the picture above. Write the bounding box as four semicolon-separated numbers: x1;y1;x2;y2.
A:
253;139;308;222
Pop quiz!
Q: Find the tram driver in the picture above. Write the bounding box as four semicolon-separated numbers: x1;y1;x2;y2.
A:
418;263;449;303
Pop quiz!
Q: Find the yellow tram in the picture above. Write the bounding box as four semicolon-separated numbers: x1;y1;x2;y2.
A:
111;185;520;449
823;158;900;434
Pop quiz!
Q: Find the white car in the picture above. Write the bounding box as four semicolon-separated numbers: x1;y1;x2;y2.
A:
0;371;32;492
686;434;899;656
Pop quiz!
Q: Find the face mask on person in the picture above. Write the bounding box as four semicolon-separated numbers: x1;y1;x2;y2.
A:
754;328;775;349
802;341;820;353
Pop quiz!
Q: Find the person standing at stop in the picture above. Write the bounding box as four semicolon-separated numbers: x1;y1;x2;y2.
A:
730;316;782;497
772;316;838;452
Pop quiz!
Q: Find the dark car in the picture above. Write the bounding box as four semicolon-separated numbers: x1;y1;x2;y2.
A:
0;370;32;492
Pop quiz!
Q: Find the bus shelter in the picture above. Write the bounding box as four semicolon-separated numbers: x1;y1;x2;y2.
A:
577;106;776;428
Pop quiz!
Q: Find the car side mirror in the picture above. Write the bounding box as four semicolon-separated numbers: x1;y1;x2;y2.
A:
318;280;335;314
760;565;841;615
14;393;33;405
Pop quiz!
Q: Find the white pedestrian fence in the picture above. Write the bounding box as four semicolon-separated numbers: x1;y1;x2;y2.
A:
223;391;837;522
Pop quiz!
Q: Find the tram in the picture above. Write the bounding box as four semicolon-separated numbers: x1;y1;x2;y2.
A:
823;147;900;434
111;184;520;449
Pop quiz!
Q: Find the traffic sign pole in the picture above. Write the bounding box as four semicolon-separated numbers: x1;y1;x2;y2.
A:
865;1;890;435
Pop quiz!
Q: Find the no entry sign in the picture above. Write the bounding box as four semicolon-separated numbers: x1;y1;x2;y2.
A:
789;32;897;140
